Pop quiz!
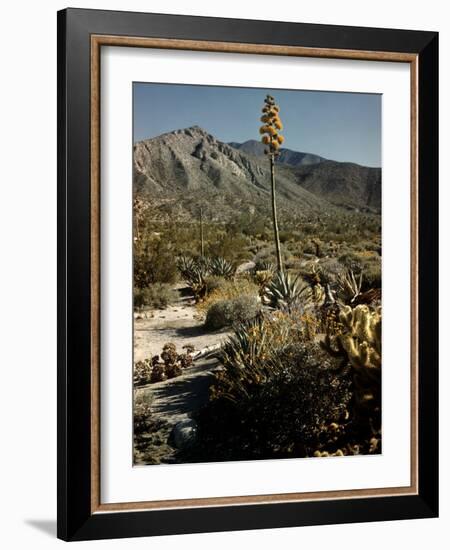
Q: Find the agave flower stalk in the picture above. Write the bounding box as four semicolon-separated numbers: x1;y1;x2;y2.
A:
260;94;285;273
199;205;205;257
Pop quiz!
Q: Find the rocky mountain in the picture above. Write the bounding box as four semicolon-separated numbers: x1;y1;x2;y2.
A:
228;139;326;167
133;126;381;222
292;161;381;212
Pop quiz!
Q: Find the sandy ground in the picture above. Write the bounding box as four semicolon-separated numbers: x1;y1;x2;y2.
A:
135;356;220;426
134;293;230;361
133;288;231;463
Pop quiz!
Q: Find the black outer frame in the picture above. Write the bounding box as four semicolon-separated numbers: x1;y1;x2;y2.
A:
57;8;439;542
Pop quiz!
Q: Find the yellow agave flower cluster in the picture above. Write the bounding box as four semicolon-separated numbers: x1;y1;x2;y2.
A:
259;94;284;155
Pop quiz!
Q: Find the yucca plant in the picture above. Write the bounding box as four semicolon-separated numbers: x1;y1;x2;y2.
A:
260;94;285;273
262;271;311;309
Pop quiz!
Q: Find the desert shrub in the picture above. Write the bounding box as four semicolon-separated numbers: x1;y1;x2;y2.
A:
133;391;173;465
302;238;324;257
206;234;249;263
253;247;272;264
359;257;382;290
134;235;178;287
192;343;352;461
204;295;261;331
284;256;303;271
317;258;346;285
177;255;236;301
230;294;261;326
278;230;294;243
133;393;154;434
203;275;227;295
133;284;178;310
253;245;291;266
198;278;260;314
204;300;234;330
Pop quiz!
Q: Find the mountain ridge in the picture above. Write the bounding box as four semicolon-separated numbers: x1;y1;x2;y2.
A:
133;126;381;221
228;139;327;167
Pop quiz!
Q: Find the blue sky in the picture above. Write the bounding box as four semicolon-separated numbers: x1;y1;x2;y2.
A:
133;82;381;167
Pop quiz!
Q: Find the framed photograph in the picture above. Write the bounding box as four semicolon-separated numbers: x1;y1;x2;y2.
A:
57;8;438;541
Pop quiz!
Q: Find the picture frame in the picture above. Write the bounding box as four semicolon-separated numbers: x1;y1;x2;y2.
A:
57;7;439;541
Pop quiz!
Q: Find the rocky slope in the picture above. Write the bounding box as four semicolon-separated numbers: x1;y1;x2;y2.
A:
133;126;381;221
228;139;326;166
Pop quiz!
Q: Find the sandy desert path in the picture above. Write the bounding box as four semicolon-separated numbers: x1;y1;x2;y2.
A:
133;287;231;463
133;287;230;361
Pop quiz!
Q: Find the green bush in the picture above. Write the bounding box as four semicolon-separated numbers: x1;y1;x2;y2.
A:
203;275;227;295
360;258;382;290
134;236;178;287
338;251;362;271
134;283;178;310
204;295;261;331
192;343;352;461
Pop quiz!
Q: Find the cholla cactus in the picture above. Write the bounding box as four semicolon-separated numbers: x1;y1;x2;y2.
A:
133;359;152;386
322;304;381;424
339;305;381;369
150;363;166;383
253;269;274;290
161;343;178;366
260;95;284;273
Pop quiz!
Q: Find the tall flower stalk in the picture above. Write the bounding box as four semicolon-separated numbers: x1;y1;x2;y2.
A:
260;95;285;273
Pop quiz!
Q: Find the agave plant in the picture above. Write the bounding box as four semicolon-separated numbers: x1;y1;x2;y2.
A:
262;271;312;309
210;256;235;279
217;317;278;397
176;255;198;279
196;255;213;273
336;269;363;304
254;260;276;273
176;255;210;300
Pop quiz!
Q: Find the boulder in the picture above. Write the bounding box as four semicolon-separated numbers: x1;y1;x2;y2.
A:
170;419;198;449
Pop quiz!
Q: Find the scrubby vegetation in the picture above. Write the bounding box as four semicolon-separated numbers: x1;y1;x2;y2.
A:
134;392;173;464
186;294;382;462
132;95;382;465
134;283;178;310
204;294;261;331
133;193;382;462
